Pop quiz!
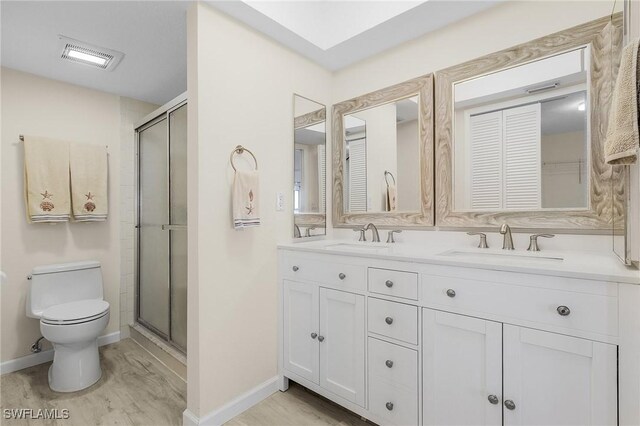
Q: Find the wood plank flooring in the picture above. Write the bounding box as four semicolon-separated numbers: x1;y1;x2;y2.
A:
2;339;370;426
0;339;186;426
225;382;370;426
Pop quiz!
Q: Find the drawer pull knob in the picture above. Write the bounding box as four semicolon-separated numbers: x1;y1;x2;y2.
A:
292;266;299;272
338;273;346;280
385;402;394;411
557;305;571;316
504;400;516;410
488;395;499;405
385;360;394;368
317;335;325;342
385;280;394;288
446;289;456;298
310;333;317;339
385;317;394;325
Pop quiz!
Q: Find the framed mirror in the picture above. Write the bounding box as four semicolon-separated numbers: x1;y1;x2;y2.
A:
293;94;327;238
435;15;623;231
333;74;434;227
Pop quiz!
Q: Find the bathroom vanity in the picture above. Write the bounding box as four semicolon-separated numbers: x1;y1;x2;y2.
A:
277;240;640;426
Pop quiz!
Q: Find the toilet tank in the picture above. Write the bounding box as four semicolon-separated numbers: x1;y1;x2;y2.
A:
26;261;103;318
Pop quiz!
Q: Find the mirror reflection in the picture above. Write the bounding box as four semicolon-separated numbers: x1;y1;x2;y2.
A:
453;47;589;212
293;95;326;238
344;96;421;213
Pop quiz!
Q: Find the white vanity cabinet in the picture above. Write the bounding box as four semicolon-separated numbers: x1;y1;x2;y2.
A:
278;244;640;426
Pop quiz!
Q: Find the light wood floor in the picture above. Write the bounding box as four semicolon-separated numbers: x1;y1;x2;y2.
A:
2;339;369;426
226;382;371;426
0;339;186;426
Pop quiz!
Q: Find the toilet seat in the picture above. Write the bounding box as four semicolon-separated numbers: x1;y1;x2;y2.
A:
41;299;110;325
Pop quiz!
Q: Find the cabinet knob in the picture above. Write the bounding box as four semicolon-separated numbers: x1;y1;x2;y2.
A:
292;266;299;272
557;305;570;316
385;280;394;288
317;335;325;342
385;360;394;368
310;333;317;339
504;400;516;410
487;395;499;405
385;402;394;411
385;316;394;325
446;289;456;298
338;273;346;280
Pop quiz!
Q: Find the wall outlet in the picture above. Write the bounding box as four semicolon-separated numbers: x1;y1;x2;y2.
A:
276;192;285;211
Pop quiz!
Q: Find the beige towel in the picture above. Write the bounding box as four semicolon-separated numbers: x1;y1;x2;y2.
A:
233;170;260;229
605;39;640;165
23;136;71;223
386;184;397;212
70;143;108;221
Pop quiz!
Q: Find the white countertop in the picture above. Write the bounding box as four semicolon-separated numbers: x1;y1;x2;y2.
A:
278;239;640;284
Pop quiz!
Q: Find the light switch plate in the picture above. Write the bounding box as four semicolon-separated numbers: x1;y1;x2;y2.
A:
276;192;285;211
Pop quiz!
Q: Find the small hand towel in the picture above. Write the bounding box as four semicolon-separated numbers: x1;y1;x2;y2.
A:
23;136;71;223
233;170;260;229
605;39;640;165
70;143;108;222
386;184;397;212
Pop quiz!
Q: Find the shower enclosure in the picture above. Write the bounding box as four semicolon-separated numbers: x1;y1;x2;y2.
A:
135;95;187;353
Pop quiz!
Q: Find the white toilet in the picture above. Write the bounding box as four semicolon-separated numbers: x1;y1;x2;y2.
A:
26;261;110;392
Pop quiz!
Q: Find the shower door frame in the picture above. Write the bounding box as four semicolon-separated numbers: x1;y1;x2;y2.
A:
134;92;187;353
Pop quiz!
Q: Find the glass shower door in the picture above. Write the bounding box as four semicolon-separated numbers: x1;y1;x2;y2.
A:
138;117;170;336
137;101;187;353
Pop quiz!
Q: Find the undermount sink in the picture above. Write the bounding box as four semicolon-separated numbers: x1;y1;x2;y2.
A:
438;249;564;264
324;243;391;253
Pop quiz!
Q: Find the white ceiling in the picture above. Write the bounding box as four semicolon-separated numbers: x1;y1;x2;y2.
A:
1;1;501;104
208;0;503;70
1;1;188;105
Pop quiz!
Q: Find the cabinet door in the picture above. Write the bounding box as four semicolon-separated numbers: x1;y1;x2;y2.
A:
503;325;617;426
283;280;319;384
423;309;502;426
319;288;365;407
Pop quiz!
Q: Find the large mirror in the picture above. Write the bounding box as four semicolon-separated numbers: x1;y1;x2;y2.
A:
293;95;326;238
333;74;434;227
435;15;623;230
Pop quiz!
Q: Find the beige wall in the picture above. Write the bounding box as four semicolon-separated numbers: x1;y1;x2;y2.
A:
1;68;127;361
396;119;420;212
187;2;332;417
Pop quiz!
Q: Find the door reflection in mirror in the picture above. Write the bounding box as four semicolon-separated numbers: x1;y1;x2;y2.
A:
453;47;589;212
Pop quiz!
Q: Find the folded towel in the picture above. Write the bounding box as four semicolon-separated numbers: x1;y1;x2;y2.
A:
605;39;640;165
386;184;397;212
233;170;260;229
70;143;108;222
23;136;71;223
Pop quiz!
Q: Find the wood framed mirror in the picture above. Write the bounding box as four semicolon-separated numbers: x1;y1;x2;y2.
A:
435;15;623;231
332;74;435;228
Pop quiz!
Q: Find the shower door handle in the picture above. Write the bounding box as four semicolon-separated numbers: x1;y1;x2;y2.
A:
161;224;187;231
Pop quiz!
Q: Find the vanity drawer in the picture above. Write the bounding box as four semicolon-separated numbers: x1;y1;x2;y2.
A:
423;276;618;337
368;268;418;300
369;375;418;426
283;255;366;291
368;298;418;344
368;337;418;392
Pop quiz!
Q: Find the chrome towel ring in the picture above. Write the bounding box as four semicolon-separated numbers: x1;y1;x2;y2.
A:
230;145;258;172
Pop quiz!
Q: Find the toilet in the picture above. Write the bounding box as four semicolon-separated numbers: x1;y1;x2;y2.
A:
26;261;110;392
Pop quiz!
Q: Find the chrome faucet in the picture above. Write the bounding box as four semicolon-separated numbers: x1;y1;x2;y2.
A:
364;223;381;242
305;226;316;237
499;223;514;250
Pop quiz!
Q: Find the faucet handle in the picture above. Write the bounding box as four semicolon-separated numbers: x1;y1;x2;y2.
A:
386;230;402;243
527;233;555;252
467;232;489;249
354;227;366;242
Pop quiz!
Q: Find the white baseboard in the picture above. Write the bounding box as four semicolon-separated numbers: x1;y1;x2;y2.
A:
182;376;279;426
0;331;121;375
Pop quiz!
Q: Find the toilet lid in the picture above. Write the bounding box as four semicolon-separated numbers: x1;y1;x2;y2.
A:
41;299;110;325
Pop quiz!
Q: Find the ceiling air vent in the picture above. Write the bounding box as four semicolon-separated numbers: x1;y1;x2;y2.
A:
58;36;124;71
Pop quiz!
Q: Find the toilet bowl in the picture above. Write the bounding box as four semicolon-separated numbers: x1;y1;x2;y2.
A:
26;261;110;392
40;299;110;392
